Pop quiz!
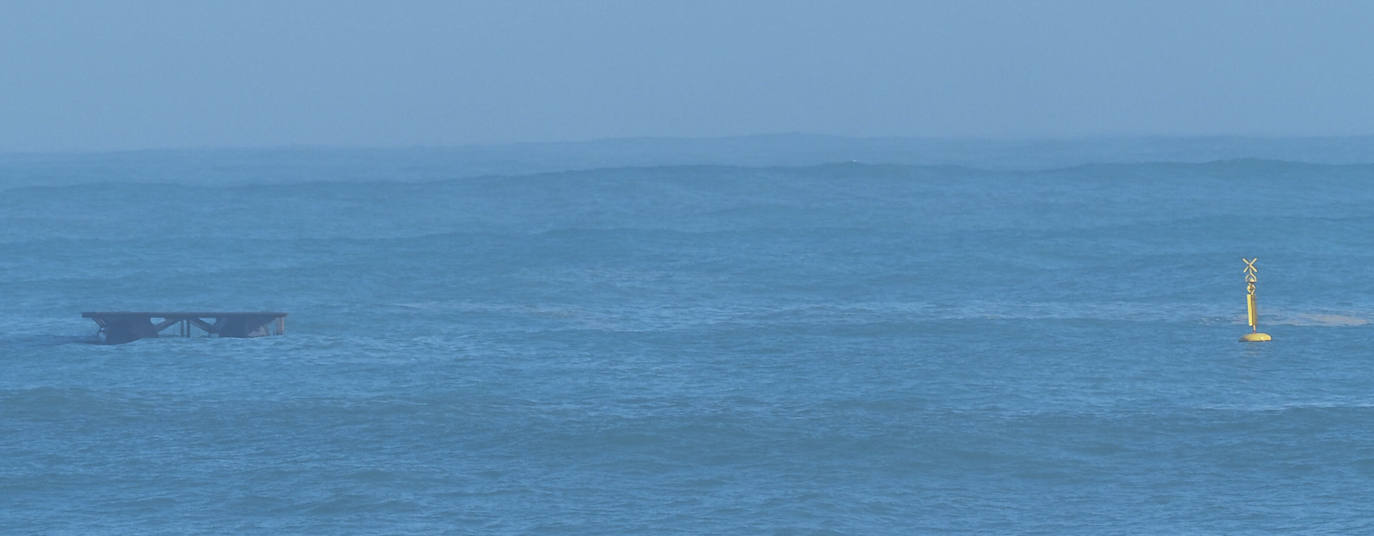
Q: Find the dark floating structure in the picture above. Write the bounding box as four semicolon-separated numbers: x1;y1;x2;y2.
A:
82;312;287;344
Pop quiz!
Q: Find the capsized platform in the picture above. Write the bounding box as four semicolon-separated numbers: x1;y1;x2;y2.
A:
82;312;286;344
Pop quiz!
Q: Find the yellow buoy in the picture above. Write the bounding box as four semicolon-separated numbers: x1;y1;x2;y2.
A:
1239;257;1271;342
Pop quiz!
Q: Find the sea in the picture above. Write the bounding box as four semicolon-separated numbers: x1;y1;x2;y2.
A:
2;138;1373;534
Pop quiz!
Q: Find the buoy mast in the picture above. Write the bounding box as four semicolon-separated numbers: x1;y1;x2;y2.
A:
1239;258;1272;342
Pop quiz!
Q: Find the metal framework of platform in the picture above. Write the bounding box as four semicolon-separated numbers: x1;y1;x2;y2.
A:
82;312;286;344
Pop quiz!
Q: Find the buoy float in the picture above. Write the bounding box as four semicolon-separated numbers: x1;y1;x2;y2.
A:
1239;257;1271;342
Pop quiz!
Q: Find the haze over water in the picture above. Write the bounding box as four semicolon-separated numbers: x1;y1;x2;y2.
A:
5;1;1374;532
3;139;1373;533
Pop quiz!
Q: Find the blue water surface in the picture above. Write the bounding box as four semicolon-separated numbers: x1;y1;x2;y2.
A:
2;152;1373;534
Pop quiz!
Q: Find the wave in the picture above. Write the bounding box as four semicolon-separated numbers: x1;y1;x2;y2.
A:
0;333;101;347
372;300;1374;332
1267;312;1370;327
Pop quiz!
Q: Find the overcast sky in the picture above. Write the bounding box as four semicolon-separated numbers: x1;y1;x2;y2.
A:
1;1;1372;151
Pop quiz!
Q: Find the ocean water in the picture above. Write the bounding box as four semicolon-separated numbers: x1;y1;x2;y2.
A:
2;150;1374;533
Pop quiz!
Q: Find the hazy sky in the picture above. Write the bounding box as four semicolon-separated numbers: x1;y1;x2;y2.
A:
2;1;1372;151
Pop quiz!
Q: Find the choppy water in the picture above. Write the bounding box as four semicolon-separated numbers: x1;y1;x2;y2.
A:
3;150;1374;533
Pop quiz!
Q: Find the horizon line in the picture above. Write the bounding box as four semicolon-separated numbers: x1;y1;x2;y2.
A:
6;132;1374;157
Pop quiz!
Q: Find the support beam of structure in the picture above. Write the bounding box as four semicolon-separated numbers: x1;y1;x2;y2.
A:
152;317;181;333
188;317;217;334
81;312;287;345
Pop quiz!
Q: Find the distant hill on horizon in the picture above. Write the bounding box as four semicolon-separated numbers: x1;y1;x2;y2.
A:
5;133;1374;188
